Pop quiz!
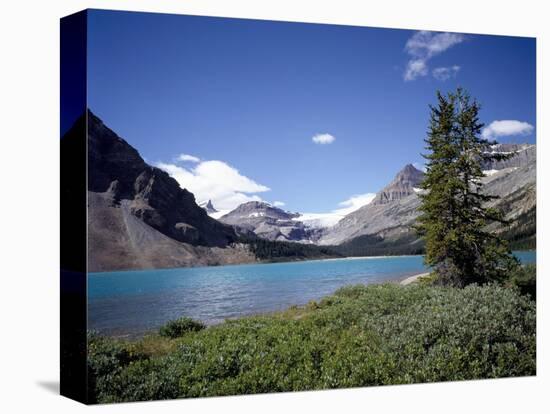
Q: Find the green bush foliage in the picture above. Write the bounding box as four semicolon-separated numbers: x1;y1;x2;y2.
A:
506;264;536;300
87;332;147;403
159;317;206;339
88;283;536;403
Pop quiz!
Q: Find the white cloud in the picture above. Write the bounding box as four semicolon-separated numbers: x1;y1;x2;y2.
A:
156;159;270;211
298;193;376;228
334;193;377;216
404;59;428;81
273;201;286;207
177;153;200;163
312;133;335;145
403;31;464;81
432;65;461;81
406;31;465;58
481;120;534;140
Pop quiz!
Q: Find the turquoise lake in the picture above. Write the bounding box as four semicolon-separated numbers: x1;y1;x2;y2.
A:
88;251;536;337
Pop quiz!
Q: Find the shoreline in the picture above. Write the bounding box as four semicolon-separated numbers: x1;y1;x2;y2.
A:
101;271;433;339
91;251;535;337
312;253;423;263
399;272;430;286
89;253;424;275
90;249;535;274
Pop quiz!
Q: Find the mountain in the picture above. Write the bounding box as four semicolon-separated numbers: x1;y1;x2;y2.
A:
78;110;257;271
482;149;536;249
218;201;323;243
319;164;425;245
200;200;218;215
372;164;425;205
87;110;238;247
64;111;535;269
320;146;536;251
481;143;536;171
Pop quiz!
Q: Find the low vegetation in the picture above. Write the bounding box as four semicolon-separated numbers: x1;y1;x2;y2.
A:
238;223;532;265
500;208;536;251
506;264;536;300
241;237;341;262
88;281;536;403
158;317;206;339
240;232;425;262
334;231;425;257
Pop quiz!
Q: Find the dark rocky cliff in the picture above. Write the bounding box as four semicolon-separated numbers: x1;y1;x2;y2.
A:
61;110;257;271
87;110;237;248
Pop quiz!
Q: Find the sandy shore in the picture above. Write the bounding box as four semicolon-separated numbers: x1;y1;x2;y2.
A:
399;272;430;286
319;254;423;263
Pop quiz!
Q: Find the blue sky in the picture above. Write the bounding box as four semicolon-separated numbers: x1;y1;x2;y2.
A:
86;9;536;215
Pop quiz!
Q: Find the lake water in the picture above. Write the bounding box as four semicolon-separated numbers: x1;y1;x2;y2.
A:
88;251;536;337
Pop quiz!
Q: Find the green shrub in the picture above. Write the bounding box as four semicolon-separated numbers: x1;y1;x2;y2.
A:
159;317;206;338
89;283;536;403
87;332;147;403
507;264;536;300
417;272;438;286
97;357;181;403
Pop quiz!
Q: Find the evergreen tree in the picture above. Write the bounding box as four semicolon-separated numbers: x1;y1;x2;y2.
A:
416;88;518;287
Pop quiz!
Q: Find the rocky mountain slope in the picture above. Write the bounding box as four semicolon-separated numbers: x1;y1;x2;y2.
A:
218;201;321;242
220;144;535;251
88;192;255;272
319;145;536;249
319;164;426;245
88;110;238;248
372;164;424;205
77;110;257;271
483;154;536;248
481;143;536;171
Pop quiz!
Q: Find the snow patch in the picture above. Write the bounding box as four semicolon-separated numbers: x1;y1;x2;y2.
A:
210;210;230;220
295;213;345;229
484;151;514;155
292;193;376;230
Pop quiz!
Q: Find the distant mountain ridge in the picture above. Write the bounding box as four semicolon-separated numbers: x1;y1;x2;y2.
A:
218;144;535;251
214;164;426;247
318;164;426;245
69;111;339;271
67;110;535;270
218;201;321;243
318;144;536;250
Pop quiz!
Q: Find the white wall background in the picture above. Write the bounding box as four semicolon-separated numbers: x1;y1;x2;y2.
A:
0;0;548;412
